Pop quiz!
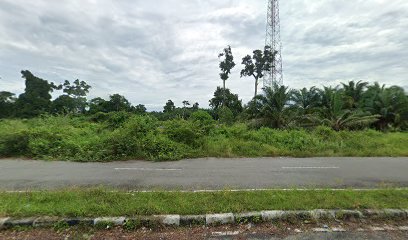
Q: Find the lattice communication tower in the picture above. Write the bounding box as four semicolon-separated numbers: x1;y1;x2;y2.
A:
264;0;283;87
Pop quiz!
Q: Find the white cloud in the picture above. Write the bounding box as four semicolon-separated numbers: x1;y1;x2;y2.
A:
0;0;407;110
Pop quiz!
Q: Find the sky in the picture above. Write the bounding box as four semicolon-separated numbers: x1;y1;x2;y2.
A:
0;0;407;110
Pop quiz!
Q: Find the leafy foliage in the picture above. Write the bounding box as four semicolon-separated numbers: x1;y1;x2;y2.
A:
0;91;16;118
52;79;91;114
209;87;243;118
218;45;236;106
247;83;295;129
15;70;58;117
240;46;275;97
0;115;406;162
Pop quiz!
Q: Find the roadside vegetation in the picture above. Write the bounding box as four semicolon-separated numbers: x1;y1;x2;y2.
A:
1;189;407;217
0;114;407;161
0;46;407;161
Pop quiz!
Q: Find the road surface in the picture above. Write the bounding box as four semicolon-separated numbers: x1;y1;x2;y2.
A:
0;157;407;190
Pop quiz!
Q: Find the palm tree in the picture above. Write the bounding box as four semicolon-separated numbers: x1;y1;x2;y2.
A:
250;83;294;128
182;100;190;119
330;111;379;131
317;86;340;119
341;80;368;109
363;84;408;130
291;86;320;114
302;87;379;131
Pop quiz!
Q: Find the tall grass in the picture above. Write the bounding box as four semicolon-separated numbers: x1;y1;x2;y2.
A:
0;113;407;161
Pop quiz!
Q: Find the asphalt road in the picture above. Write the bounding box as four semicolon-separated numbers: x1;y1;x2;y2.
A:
0;157;407;190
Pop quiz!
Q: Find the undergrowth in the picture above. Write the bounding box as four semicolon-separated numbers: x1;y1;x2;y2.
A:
0;112;407;161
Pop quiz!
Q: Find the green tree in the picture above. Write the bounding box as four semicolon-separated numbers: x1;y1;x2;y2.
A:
291;87;320;114
182;100;190;108
341;80;368;109
163;100;176;113
106;94;132;112
240;46;275;98
363;84;408;130
218;45;236;106
209;87;243;118
251;83;294;128
134;104;147;114
304;88;379;131
88;97;108;114
52;79;91;114
317;86;341;119
182;100;190;119
88;94;132;113
15;70;58;117
192;102;199;110
0;91;16;118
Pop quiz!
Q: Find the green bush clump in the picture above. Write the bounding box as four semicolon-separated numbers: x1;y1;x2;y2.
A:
163;119;200;146
0;131;30;156
190;110;215;134
143;133;187;161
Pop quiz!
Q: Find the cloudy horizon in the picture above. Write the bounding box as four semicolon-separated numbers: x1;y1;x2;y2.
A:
0;0;407;110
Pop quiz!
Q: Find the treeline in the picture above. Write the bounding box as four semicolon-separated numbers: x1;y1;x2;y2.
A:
1;69;407;131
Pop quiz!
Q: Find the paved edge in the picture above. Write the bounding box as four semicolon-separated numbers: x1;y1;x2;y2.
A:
0;209;407;229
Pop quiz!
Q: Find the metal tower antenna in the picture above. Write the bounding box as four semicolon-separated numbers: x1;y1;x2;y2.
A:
264;0;283;87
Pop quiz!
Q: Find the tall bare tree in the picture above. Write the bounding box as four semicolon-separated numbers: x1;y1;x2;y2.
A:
218;46;235;106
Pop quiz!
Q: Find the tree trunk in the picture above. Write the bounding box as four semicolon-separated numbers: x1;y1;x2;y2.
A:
223;80;226;107
254;78;258;98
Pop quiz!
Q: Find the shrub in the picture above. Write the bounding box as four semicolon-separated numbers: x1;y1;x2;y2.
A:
314;126;338;141
27;129;64;159
190;110;215;133
0;131;30;157
190;110;213;123
89;112;109;123
163;119;202;146
105;111;133;129
142;133;186;161
123;115;158;137
218;107;234;125
0;116;406;161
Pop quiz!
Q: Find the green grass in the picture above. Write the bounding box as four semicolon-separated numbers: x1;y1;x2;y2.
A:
1;189;407;218
0;115;407;161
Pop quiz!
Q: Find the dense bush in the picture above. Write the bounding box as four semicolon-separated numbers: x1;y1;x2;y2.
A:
0;115;406;161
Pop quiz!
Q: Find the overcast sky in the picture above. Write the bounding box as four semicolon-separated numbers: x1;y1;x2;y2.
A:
0;0;407;110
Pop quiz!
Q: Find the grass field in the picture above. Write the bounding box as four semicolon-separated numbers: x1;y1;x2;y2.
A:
1;189;407;217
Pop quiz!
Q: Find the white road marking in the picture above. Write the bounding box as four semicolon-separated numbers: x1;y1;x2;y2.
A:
114;168;182;171
282;166;339;169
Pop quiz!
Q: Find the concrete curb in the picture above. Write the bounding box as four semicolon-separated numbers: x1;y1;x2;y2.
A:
1;209;407;229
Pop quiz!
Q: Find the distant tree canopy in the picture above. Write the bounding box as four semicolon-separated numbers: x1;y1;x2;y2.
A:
209;87;243;118
163;100;176;113
0;91;16;118
15;70;58;118
1;62;407;132
134;104;147;114
52;79;91;114
89;94;133;113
